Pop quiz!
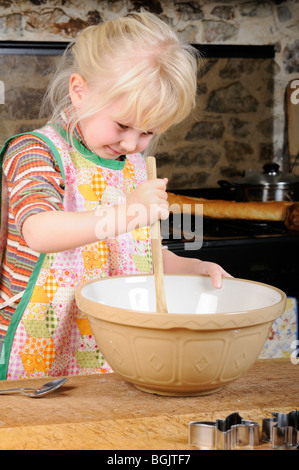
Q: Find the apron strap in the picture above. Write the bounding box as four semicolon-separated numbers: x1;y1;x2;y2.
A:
0;291;25;310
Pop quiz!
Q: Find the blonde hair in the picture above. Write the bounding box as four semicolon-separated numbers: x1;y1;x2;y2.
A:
42;12;199;149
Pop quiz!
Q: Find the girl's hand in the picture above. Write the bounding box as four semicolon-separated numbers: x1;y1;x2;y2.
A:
162;249;232;289
126;178;169;228
197;261;233;289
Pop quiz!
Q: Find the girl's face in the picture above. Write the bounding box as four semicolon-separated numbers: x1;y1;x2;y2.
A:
79;100;155;159
70;74;156;159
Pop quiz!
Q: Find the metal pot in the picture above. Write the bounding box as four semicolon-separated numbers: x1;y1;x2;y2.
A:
218;163;299;202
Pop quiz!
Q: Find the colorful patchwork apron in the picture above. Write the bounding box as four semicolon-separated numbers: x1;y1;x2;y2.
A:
0;124;152;380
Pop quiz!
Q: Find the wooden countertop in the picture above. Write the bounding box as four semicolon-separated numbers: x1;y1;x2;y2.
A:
0;359;298;450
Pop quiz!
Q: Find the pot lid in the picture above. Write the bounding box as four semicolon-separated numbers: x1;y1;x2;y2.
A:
234;163;299;186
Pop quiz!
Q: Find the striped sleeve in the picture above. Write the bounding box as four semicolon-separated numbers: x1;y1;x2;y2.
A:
3;134;65;236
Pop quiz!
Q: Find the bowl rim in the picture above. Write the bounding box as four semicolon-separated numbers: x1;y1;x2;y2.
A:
75;274;286;331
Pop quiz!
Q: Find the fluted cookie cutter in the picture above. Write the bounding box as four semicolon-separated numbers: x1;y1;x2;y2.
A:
262;410;299;449
189;412;259;450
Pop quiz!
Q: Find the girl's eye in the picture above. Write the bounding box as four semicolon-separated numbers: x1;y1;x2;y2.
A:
116;122;153;136
117;122;128;130
142;131;153;136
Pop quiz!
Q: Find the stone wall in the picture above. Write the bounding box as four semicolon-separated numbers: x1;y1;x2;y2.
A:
157;53;274;188
0;0;298;189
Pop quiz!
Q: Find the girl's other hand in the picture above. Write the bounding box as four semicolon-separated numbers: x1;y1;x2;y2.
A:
197;261;233;289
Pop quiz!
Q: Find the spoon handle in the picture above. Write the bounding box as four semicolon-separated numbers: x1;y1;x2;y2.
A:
146;156;168;314
0;388;33;394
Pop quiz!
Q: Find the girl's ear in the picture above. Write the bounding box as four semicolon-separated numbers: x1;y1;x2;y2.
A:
69;73;87;108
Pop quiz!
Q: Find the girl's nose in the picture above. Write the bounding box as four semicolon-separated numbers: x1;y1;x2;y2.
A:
120;131;139;153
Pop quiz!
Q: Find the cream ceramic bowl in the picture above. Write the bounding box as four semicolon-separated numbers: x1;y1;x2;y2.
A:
76;274;286;396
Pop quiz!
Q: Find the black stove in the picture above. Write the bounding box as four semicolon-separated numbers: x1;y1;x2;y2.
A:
162;189;299;300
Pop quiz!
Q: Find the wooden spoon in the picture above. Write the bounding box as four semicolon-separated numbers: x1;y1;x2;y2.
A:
146;156;168;313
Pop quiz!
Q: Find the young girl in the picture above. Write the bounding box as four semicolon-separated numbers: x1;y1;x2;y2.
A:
0;12;230;380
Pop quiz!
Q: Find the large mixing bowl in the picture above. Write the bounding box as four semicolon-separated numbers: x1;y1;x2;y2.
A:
76;274;286;396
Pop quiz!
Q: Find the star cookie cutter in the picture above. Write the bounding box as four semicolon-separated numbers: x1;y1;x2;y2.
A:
262;410;299;449
189;412;259;450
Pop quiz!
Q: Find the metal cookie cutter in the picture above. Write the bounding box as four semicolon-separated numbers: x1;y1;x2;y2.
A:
262;410;299;449
189;412;259;450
